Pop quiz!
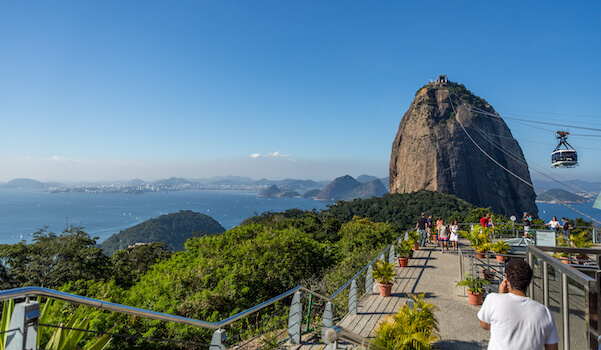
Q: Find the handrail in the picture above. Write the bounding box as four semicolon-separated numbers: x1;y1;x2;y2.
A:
0;232;406;333
526;245;600;350
329;231;406;299
0;286;327;330
526;246;599;284
325;325;385;350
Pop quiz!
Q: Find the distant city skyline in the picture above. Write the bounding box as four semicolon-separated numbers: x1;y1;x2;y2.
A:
1;2;600;184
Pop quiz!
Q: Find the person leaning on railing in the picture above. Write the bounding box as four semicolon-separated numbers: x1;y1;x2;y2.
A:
477;259;559;350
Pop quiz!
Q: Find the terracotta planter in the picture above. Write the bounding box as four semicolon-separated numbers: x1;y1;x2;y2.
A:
495;254;505;262
432;235;438;242
476;250;486;259
467;291;484;305
398;257;409;267
378;282;392;297
482;269;495;281
412;243;419;251
560;258;571;265
576;255;589;265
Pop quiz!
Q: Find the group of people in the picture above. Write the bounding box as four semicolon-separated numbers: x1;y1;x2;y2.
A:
415;213;559;349
415;213;459;253
545;216;573;237
524;213;573;238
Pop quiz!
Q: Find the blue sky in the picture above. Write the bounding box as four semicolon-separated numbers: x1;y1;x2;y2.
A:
1;1;600;183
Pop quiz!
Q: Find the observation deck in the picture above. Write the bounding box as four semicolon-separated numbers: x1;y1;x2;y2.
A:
296;241;490;349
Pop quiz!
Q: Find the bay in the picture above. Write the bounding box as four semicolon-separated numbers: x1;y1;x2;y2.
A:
2;188;599;247
0;189;333;245
536;201;601;225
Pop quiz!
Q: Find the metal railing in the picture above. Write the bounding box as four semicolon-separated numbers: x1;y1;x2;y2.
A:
527;245;601;350
0;232;409;349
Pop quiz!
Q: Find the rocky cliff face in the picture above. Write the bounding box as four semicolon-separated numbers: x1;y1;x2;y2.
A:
389;80;538;217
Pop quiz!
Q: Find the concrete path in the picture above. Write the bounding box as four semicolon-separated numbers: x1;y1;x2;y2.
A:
293;239;491;349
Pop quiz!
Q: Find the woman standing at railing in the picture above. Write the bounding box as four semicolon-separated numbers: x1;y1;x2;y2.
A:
438;219;449;253
449;219;459;251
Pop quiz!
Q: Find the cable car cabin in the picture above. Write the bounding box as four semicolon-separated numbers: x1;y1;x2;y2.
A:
551;131;578;167
551;149;577;167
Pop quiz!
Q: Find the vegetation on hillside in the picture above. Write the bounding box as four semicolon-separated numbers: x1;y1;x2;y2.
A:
0;190;595;348
100;210;225;255
324;190;475;229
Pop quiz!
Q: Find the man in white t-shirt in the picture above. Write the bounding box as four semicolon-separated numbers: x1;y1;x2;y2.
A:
477;259;559;350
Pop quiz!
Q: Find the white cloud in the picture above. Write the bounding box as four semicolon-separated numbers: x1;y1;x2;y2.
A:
250;151;293;159
268;151;291;157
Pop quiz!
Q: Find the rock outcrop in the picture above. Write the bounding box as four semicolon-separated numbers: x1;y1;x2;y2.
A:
258;184;300;198
316;175;388;201
389;79;538;217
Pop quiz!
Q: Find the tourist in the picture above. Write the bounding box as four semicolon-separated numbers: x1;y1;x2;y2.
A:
415;213;428;247
436;217;443;246
438;219;449;253
523;212;532;238
545;216;562;233
478;259;559;349
426;215;433;244
561;218;572;237
449;219;459;251
480;213;495;228
487;213;494;228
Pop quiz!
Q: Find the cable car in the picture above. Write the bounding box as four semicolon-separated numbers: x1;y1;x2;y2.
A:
551;131;577;167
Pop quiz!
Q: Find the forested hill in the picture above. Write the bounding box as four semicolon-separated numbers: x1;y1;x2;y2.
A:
243;190;480;230
100;210;225;255
324;190;475;228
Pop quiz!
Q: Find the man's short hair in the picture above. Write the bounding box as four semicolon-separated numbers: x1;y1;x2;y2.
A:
421;213;425;216
506;259;533;292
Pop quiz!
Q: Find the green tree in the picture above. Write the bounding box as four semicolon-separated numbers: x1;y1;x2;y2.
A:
0;226;109;289
111;242;172;288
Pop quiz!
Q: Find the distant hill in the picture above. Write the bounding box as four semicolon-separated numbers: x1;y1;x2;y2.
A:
100;210;226;255
258;185;300;198
316;175;361;201
315;175;388;201
537;189;590;203
153;177;198;187
343;179;388;200
2;178;48;189
533;180;601;196
356;175;379;183
302;189;321;198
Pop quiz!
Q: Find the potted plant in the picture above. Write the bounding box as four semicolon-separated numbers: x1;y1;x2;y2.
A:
555;235;571;264
463;226;491;258
456;273;491;305
372;260;396;297
407;230;421;251
570;231;593;264
371;294;439;349
490;241;510;262
475;242;491;259
395;241;413;268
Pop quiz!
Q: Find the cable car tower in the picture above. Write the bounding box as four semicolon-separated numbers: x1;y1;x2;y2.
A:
551;131;578;168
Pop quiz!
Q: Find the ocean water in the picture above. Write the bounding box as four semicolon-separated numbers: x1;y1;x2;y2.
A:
536;201;601;225
1;189;599;246
0;189;333;245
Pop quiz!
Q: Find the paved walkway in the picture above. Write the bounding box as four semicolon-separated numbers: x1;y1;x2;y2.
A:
294;239;490;349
